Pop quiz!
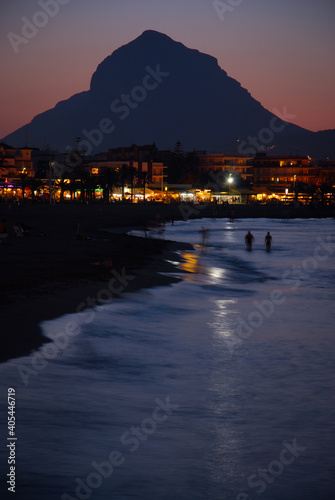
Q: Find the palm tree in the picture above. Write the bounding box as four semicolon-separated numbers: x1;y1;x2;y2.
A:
98;168;118;203
138;170;148;202
119;165;137;202
127;166;137;203
305;183;319;205
55;174;69;203
319;181;334;206
85;174;98;203
17;172;29;200
291;181;309;202
28;176;43;201
120;163;128;202
71;167;90;203
67;175;78;202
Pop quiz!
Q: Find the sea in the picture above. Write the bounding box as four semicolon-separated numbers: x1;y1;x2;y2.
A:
1;217;335;500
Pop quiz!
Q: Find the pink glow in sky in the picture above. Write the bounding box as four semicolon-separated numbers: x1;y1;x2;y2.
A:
0;0;334;140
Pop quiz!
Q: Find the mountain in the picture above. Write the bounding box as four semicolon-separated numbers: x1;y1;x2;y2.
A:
2;30;335;158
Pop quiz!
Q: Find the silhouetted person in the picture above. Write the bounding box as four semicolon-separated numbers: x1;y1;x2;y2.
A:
265;231;272;251
245;230;254;250
199;226;209;249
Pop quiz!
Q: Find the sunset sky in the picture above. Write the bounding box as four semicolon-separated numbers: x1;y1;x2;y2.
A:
1;0;334;140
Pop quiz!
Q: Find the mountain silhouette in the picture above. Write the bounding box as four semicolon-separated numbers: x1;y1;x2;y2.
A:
2;30;334;158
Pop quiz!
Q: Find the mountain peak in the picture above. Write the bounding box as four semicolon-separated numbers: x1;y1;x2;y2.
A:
3;30;333;158
121;29;183;55
128;30;178;47
138;29;173;40
90;30;216;93
90;30;188;92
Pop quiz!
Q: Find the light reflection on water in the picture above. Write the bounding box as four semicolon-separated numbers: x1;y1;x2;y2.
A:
0;218;334;500
179;249;226;283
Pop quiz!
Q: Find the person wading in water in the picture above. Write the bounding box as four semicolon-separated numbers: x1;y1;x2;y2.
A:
245;230;254;251
265;231;272;251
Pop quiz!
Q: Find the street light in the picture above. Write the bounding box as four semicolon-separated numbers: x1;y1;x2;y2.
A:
227;174;234;200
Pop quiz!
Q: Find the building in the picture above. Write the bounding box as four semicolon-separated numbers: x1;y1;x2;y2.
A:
315;160;335;184
88;160;167;185
250;153;316;203
0;143;34;178
252;153;315;188
0;143;35;200
198;153;253;181
107;144;156;162
151;163;167;185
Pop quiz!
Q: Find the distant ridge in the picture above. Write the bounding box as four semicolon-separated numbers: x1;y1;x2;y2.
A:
2;30;335;158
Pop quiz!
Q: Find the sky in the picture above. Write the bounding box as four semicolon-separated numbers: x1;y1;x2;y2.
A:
0;0;334;140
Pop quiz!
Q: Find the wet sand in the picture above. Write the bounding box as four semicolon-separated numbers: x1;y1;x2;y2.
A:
0;203;191;362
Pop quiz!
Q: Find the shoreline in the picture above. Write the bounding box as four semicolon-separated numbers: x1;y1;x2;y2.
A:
0;204;193;363
1;238;190;363
1;202;333;363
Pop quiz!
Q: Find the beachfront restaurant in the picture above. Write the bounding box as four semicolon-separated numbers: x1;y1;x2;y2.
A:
160;185;194;202
249;186;313;205
211;188;242;204
0;180;32;201
109;186;157;202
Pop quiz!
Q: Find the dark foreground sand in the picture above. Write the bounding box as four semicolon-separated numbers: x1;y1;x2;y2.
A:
0;203;193;362
1;201;334;362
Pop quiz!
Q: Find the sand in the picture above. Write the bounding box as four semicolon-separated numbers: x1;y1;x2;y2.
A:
0;203;192;362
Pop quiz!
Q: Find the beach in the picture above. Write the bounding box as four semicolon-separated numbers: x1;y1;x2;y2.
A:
0;203;193;362
1;215;334;499
0;201;333;362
